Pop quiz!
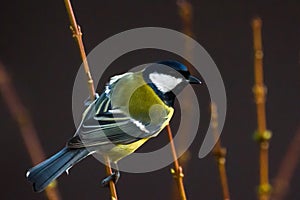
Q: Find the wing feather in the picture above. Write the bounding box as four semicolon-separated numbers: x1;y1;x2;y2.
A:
68;74;173;149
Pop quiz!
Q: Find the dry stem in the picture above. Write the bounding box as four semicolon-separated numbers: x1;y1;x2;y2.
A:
271;127;300;200
211;102;230;200
251;17;272;200
166;125;187;200
64;0;95;98
104;157;118;200
63;1;117;199
0;63;61;200
168;1;193;199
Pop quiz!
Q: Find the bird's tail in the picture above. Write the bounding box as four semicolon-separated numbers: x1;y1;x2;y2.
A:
26;147;89;192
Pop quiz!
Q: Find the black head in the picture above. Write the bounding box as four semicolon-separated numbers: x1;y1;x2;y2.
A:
143;60;201;106
157;60;201;84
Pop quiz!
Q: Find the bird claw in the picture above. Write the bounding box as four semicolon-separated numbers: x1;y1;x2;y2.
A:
101;171;120;187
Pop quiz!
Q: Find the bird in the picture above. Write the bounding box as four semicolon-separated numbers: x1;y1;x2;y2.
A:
26;60;201;192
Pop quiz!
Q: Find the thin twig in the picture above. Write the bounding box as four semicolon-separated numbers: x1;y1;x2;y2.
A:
251;17;272;200
0;63;62;200
211;102;230;200
64;0;95;99
168;1;194;199
63;1;118;199
177;0;194;39
167;125;187;200
176;0;194;159
104;157;118;200
271;127;300;200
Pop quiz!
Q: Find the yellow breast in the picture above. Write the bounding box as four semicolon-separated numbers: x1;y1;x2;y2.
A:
104;72;174;162
107;138;149;162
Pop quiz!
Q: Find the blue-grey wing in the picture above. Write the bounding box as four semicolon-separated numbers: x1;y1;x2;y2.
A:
67;93;163;148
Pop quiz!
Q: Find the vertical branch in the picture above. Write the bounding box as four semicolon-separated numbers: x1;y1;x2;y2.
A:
271;127;300;200
211;103;230;200
104;157;118;200
177;0;194;39
63;1;118;199
251;17;272;200
0;63;62;200
64;0;95;99
176;0;194;154
168;1;194;199
177;0;195;67
167;125;187;200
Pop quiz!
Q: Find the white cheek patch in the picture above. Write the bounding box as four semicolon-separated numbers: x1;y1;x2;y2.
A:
149;72;183;93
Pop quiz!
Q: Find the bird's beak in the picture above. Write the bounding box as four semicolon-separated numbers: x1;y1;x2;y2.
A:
188;75;202;84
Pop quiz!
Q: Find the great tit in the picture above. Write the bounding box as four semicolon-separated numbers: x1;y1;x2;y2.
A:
26;60;201;192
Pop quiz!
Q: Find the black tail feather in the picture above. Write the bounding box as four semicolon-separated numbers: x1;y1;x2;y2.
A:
26;147;89;192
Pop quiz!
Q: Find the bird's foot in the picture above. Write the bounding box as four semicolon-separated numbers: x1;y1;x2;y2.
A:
101;171;120;187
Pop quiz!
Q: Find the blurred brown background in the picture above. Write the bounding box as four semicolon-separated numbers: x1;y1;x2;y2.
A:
0;0;300;199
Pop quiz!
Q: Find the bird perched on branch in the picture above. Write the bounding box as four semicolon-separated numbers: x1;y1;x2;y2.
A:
26;60;201;192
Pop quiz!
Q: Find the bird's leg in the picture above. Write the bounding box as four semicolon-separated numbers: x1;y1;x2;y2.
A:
113;163;120;183
101;162;120;187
